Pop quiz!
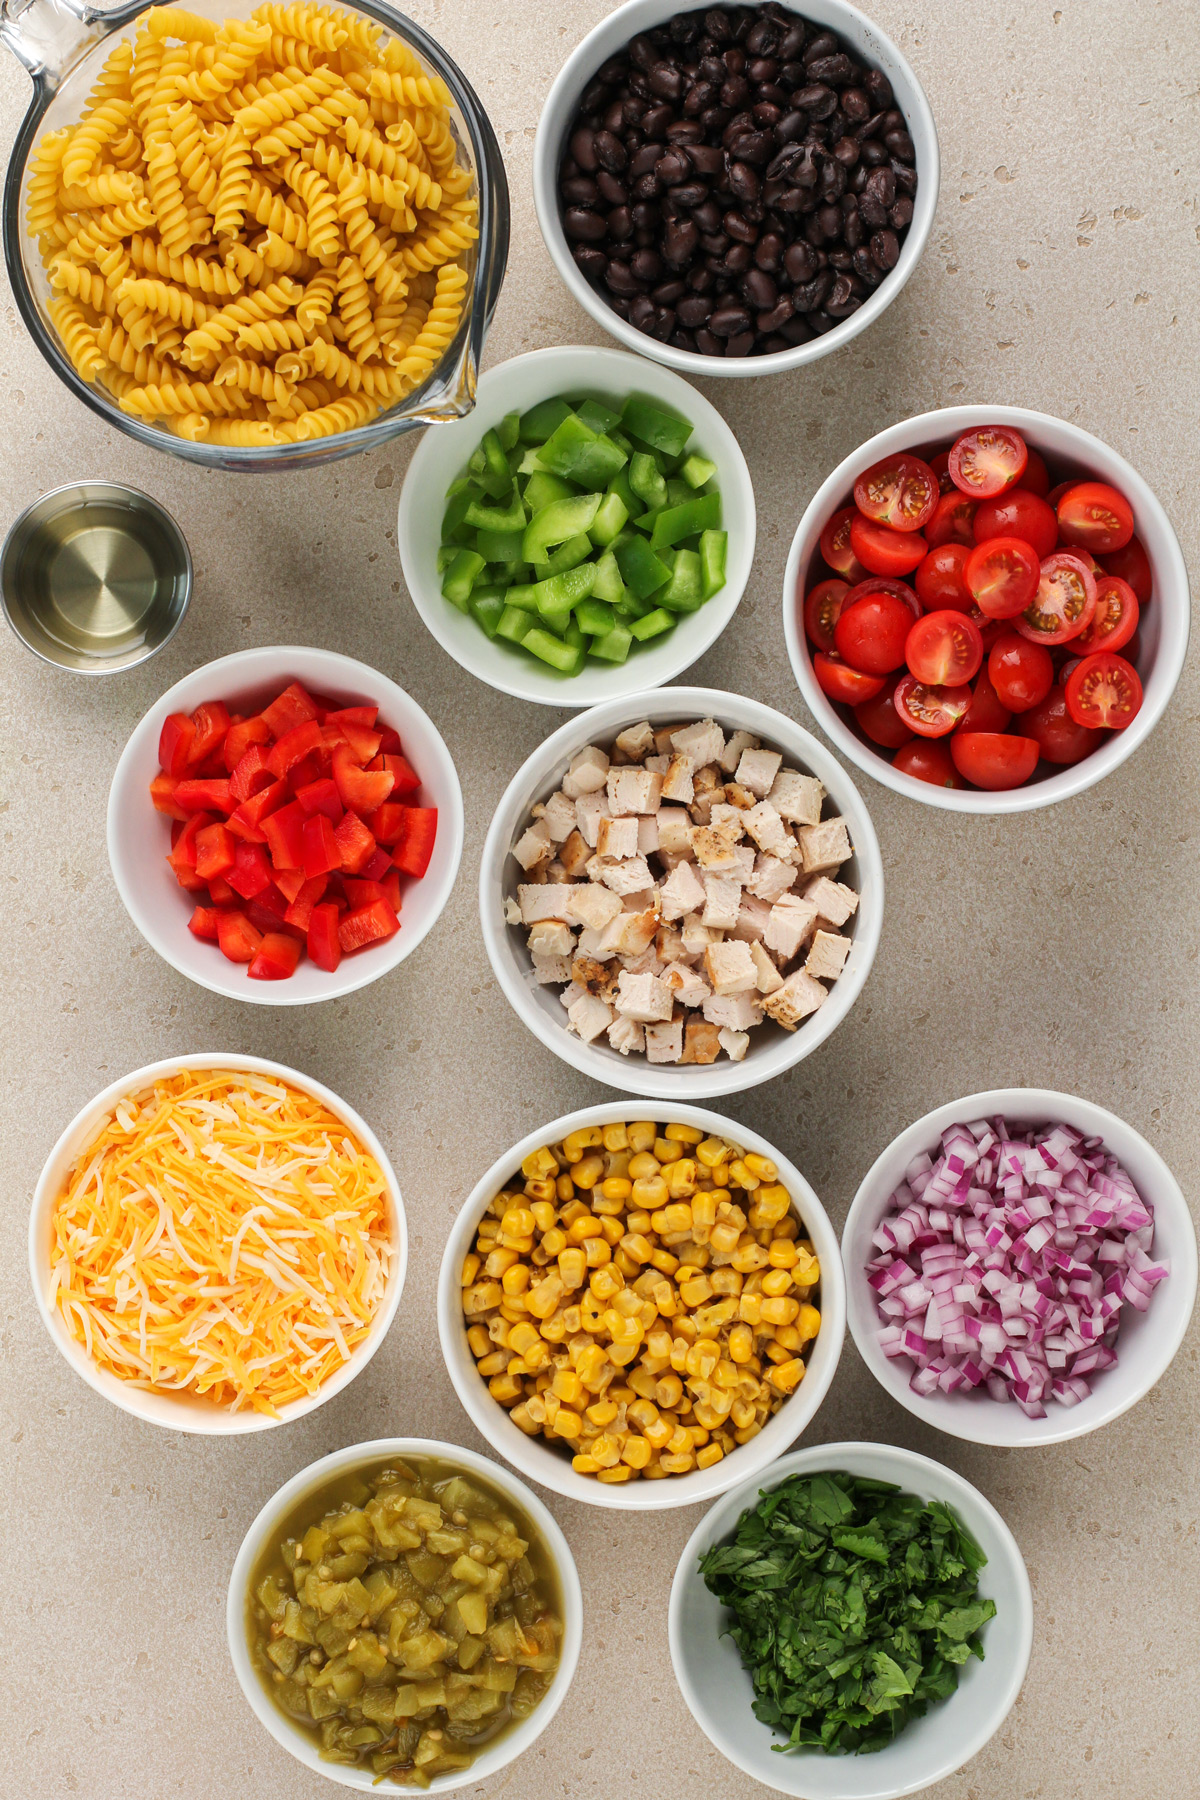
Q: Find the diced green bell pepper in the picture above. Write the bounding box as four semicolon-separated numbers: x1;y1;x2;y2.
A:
469;590;506;637
441;485;477;541
681;453;717;489
475;528;525;564
629;606;675;642
615;534;670;599
496;409;520;452
517;446;547;475
522;493;602;562
537;413;628;488
532;562;596;622
478;428;513;498
659;547;704;613
532;532;593;580
699;527;728;598
519;397;573;442
464;491;527;533
441;548;485;609
629;451;668;512
436;544;458;575
575;397;622;435
590;548;627;606
576;597;616;637
524;627;584;673
621;395;693;458
649;489;721;551
590;623;633;663
588;488;629;547
494;604;537;645
522;471;575;514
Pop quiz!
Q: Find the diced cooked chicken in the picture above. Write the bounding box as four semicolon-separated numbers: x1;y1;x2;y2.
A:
531;953;573;985
645;753;670;774
717;1027;750;1062
718;728;760;774
614;970;674;1023
600;909;659;957
559;828;592;877
732;895;772;943
662;961;712;1008
607;766;663;815
761;969;827;1030
594;854;654;896
743;800;794;860
690;824;741;872
575;927;617;961
728;843;756;883
656;807;693;855
681;1017;722;1064
645;1018;684;1063
681;913;720;955
519;883;582;924
805;929;852;981
768;768;824;825
704;938;758;995
623;944;664;977
527;918;574;958
607;1015;646;1056
765;894;819;961
735;746;783;798
562;744;609;798
614;721;655;761
670;717;725;768
637;815;660;856
596;814;639;860
802;875;859;928
512;819;553;871
656;921;687;963
559;980;584;1010
750;940;784;993
503;896;522;924
797;816;852;874
575;791;611;848
708;803;746;842
660;859;707;922
540;790;578;842
564;883;623;930
661;753;695;804
702;990;764;1031
572;953;618;997
701;873;743;932
568;991;614;1042
746;853;797;903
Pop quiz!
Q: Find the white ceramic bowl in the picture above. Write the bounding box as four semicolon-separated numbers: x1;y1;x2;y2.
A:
397;345;756;705
670;1440;1033;1798
842;1088;1198;1448
437;1099;845;1511
29;1053;407;1435
107;646;464;1004
479;686;882;1098
227;1437;583;1791
783;405;1191;813
532;0;939;379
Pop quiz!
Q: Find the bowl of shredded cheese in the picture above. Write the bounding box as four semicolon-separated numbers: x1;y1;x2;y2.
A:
30;1054;406;1432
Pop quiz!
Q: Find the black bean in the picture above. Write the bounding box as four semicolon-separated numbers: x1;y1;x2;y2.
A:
561;176;601;205
630;247;662;283
593;129;627;172
724;210;759;244
728;160;760;203
687;263;715;292
755;228;785;269
725;329;756;355
860;137;888;168
825;273;860;316
572;245;607;281
746;17;781;54
740;268;776;310
630;200;660;231
608;206;633;242
663;217;700;263
841;85;870;123
670;327;697;351
865;164;896;207
678;291;714;327
754;96;784;121
806;53;854;85
704;8;733;41
890;196;914;230
570;127;598;171
869;227;900;270
747;56;778;83
724;241;753;273
793;267;834;311
667;119;705;143
781;313;815;344
641;103;675;138
691;197;723;231
689;142;725;176
603;100;626;133
783;239;819;283
885;127;915;162
648;305;676;339
628;34;658;71
630;142;664;179
756;297;794;333
865;66;893;107
891;159;919;196
629;293;655;328
803;31;839;63
852;246;883;286
793;83;837;117
563;206;606;242
605;261;642;296
832;135;860;168
827;248;852;271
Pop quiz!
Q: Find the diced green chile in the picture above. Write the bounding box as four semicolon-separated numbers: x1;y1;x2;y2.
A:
629;607;674;641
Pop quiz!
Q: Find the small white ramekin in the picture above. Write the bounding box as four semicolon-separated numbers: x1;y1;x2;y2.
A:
479;686;882;1098
397;344;756;706
226;1437;583;1791
107;645;464;1004
532;0;940;378
783;405;1191;813
29;1053;407;1434
842;1088;1197;1447
670;1440;1033;1798
437;1099;845;1511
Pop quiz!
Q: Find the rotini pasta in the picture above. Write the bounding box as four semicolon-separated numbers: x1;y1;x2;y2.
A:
28;1;477;445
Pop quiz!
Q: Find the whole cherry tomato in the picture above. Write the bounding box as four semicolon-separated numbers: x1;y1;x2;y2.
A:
973;489;1058;560
1014;448;1050;496
915;544;973;612
950;731;1040;789
893;739;964;786
853;453;939;533
835;592;914;675
803;578;850;652
958;667;1012;733
1022;685;1098;764
850;512;928;577
929;450;954;494
925;490;978;548
842;576;921;619
988;631;1054;713
1056;481;1135;553
1098;533;1152;603
1065;652;1143;730
948;425;1028;498
965;536;1041;619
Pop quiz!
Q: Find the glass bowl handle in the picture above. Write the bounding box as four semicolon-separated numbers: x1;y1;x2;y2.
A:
1;0;142;91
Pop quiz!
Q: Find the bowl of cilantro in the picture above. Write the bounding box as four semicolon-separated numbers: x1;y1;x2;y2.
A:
668;1441;1032;1798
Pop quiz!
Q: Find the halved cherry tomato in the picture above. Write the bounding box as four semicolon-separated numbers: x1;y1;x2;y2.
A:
835;592;914;674
948;425;1028;498
854;676;915;748
803;577;850;652
1098;533;1152;603
987;631;1053;713
1016;552;1097;646
1055;481;1134;553
893;675;973;737
964;536;1041;619
1074;575;1139;655
924;490;977;549
928;450;953;494
820;506;869;580
905;610;983;686
1014;448;1050;496
958;667;1012;734
1046;480;1074;509
853;453;939;533
973;489;1058;559
842;576;921;618
1022;685;1098;764
893;739;964;786
849;513;927;576
950;731;1040;789
915;544;973;612
1065;652;1143;730
813;651;885;704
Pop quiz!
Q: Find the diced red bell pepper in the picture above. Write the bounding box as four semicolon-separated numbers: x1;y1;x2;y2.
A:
175;777;235;815
248;886;302;938
267;717;323;781
307;901;343;972
366;802;406;846
227;840;273;901
194;821;236;881
173;864;209;892
339;898;399;953
230;744;275;803
323;704;379;730
326;719;383;763
296;777;342;822
248;932;303;981
208;875;235;905
376;725;403;755
368;751;420;798
391;806;438;878
283;874;328;931
323;874;348;909
168;811;213;874
301;812;341;879
217;910;262;964
333;809;376;874
158;711;196;776
150;774;189;821
262;681;319;738
261;800;308;871
224;714;272;771
285;751;326;793
188;905;222;942
188;700;231;765
332;742;394;815
360;847;392;881
274;867;307;903
227;779;287;842
381;869;403;915
344;877;387;909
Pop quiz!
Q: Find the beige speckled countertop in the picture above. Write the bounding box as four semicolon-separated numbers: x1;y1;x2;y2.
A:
2;2;1198;1796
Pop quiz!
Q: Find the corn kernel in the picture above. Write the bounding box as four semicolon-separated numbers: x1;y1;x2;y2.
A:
644;1413;675;1448
584;1236;612;1268
466;1324;490;1358
710;1163;731;1187
767;1239;799;1269
501;1263;531;1297
563;1127;603;1161
738;1292;762;1326
696;1442;725;1470
508;1322;540;1356
768;1357;805;1393
628;1121;657;1153
520;1179;555;1206
461;1252;481;1286
526;1275;564;1319
596;1465;633;1483
463;1280;503;1316
488;1372;524;1404
732;1240;769;1273
553;1408;582;1440
571;1453;600;1473
660;1451;695;1475
679;1274;712;1307
797;1303;821;1342
602;1122;629;1152
665;1122;703;1144
729;1158;759;1192
761;1268;793;1297
571;1153;605;1190
522;1148;558;1182
774;1324;802;1351
622;1435;652;1469
600;1176;632;1203
655;1372;683;1409
585;1398;618;1427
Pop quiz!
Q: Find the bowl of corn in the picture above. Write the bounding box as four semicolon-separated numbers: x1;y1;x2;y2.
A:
436;1101;845;1510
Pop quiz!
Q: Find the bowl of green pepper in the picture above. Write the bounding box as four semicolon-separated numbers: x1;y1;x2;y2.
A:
397;345;756;706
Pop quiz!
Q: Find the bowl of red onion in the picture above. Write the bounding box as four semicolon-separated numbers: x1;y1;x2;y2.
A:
842;1089;1196;1447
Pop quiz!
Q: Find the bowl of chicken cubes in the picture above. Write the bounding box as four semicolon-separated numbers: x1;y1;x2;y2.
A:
479;688;883;1098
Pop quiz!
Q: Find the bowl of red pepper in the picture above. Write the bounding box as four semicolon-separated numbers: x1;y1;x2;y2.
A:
107;647;464;1005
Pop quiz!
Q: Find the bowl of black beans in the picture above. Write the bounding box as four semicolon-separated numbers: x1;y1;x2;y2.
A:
533;1;938;373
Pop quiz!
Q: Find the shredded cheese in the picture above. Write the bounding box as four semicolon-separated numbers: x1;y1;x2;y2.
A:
49;1069;396;1416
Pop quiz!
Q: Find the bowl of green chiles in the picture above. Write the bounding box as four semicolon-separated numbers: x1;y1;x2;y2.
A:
397;345;756;707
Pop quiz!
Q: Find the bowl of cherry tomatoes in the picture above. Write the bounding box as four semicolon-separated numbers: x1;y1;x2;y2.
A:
782;407;1189;811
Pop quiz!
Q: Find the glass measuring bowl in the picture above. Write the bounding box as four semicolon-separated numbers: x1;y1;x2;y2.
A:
0;0;509;470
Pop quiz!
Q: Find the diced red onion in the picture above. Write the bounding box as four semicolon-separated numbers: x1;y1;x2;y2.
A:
869;1115;1168;1412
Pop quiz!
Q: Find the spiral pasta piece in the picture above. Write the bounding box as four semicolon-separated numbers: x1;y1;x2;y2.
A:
334;254;378;360
26;130;71;241
145;143;192;254
167;102;220;210
341;116;439;209
174;21;272;104
180;276;301;364
148;7;218;42
294;266;338;332
251;2;347;52
94;318;175;386
117;276;215;328
243;176;308;245
281;154;340;259
81;39;136;113
212;123;251;236
119;379;252;416
199;417;280;444
390;260;466;380
215;354;296;406
277;391;379;439
233;315;309;355
127;233;243;295
365;69;452;110
48;298;106;379
254;88;367;162
48;256;120;315
62;98;132;186
223;233;309;286
234;65;339;134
